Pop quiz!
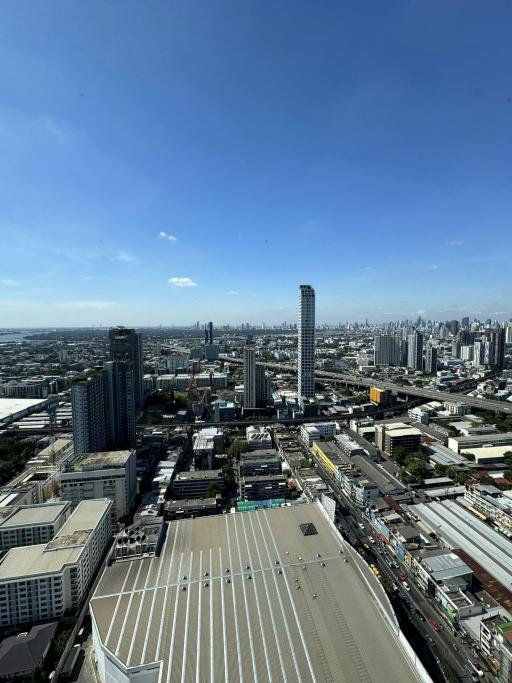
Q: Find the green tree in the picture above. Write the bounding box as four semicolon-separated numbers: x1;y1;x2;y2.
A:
227;440;249;458
205;484;222;498
434;463;454;478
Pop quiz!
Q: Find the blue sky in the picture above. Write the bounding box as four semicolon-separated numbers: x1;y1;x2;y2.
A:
0;1;511;327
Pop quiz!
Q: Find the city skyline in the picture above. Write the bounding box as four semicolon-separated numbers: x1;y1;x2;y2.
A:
1;2;512;326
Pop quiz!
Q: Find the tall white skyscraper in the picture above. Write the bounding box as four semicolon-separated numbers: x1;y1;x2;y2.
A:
243;340;256;410
298;284;315;406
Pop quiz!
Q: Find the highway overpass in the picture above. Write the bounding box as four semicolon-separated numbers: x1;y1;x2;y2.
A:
220;356;512;415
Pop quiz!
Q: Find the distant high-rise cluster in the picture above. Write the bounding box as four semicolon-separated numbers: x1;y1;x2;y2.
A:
373;317;509;374
298;284;316;406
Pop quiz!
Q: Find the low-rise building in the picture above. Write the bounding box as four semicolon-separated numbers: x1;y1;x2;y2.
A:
171;470;223;499
300;422;336;446
239;474;288;501
240;450;281;477
0;502;71;555
448;432;512;454
164;497;221;520
480;614;512;683
60;450;137;522
465;484;512;537
246;426;272;450
376;422;422;456
0;499;112;627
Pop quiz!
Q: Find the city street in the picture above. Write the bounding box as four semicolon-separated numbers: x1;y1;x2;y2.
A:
314;459;481;682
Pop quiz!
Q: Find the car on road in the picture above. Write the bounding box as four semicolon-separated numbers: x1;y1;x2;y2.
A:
368;535;375;544
403;582;411;591
428;617;441;632
397;570;406;581
358;523;365;530
415;609;426;622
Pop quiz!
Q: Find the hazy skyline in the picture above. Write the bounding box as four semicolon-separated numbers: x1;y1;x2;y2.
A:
1;1;511;326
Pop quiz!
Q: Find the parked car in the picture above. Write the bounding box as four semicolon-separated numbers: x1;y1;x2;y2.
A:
415;609;426;622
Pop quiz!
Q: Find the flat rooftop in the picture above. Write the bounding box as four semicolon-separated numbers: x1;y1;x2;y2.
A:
410;500;512;589
174;470;222;481
90;503;421;682
0;398;47;422
0;499;111;580
77;450;133;468
0;502;69;528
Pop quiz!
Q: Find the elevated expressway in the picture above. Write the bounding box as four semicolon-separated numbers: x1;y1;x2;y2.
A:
220;356;512;415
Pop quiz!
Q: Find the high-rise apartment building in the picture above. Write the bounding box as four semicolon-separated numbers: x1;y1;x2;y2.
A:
208;321;213;345
374;334;401;366
506;321;512;345
109;327;144;412
424;345;438;374
298;284;315;406
255;365;271;406
104;361;136;448
71;370;108;456
490;328;506;370
407;331;424;371
243;340;256;410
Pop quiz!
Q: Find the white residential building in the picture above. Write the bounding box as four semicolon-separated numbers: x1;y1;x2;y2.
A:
60;450;137;522
300;422;337;446
0;499;112;627
0;502;71;555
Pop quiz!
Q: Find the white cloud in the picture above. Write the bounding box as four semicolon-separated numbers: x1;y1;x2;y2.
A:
226;290;239;295
427;264;440;270
0;278;18;287
447;240;464;247
113;251;137;263
159;231;177;242
415;309;427;315
56;301;119;310
168;277;197;287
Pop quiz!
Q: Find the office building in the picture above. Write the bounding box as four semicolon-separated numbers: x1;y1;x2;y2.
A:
90;503;423;683
109;327;144;412
0;499;112;627
407;331;424;371
104;360;136;449
243;340;256;410
239;474;288;500
298;284;315;406
240;450;282;476
171;470;224;499
300;422;336;446
490;328;506;370
208;321;213;345
374;334;401;366
60;450;137;522
375;422;422;455
0;502;71;555
246;425;273;450
71;370;108;456
255;364;271;406
424;345;438;374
